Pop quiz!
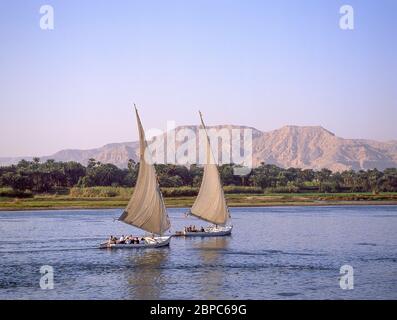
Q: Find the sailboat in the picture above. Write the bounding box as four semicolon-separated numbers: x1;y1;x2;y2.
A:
100;106;172;249
176;111;233;237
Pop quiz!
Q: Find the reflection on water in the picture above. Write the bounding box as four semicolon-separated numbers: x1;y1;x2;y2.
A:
123;238;230;299
194;236;230;261
125;248;170;299
193;237;230;300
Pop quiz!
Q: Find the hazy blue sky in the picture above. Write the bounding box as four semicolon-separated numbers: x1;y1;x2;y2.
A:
0;0;396;157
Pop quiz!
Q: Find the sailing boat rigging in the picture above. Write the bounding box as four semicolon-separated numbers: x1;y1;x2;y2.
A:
100;105;172;249
176;111;233;237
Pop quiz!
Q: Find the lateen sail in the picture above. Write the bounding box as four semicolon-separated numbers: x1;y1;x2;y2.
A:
118;107;170;235
190;112;230;225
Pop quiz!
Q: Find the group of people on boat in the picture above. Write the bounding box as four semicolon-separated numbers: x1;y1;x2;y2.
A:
184;225;205;233
107;235;145;245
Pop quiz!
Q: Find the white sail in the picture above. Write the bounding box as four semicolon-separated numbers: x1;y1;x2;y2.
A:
190;112;230;225
118;106;170;235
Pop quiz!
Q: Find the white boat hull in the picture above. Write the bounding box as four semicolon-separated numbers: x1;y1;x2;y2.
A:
99;236;171;249
176;225;233;237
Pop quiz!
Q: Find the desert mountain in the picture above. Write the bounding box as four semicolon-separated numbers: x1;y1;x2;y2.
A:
1;125;396;172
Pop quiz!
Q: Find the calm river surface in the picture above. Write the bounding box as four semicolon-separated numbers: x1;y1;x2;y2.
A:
0;206;396;299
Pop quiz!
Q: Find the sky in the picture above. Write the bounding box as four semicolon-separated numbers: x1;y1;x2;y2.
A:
0;0;396;157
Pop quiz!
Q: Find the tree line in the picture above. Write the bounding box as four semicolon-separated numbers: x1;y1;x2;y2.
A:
0;158;396;194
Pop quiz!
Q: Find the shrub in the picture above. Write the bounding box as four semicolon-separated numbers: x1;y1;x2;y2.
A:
0;187;33;198
69;187;133;198
264;185;300;193
160;187;198;197
223;186;263;194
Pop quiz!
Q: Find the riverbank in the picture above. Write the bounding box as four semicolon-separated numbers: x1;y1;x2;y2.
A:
1;192;397;211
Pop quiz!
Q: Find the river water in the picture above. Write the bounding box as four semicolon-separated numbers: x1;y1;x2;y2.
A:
0;206;396;299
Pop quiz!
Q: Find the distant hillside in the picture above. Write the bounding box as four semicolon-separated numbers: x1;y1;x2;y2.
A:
252;126;397;171
1;125;397;171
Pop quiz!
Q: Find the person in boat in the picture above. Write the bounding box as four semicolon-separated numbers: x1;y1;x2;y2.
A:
200;226;205;232
118;235;125;244
108;235;116;245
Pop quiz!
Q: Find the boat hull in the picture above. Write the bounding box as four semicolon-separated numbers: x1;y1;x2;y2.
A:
99;236;171;249
175;225;232;237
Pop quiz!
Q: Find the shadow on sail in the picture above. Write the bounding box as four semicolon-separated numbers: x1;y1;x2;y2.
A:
125;248;170;299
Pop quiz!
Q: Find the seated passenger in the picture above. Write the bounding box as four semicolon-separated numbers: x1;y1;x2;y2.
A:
108;235;115;244
118;235;125;244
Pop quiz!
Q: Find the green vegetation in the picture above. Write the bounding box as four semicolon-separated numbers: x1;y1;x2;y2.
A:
2;158;397;193
1;158;397;210
69;186;133;198
68;186;262;198
0;192;396;211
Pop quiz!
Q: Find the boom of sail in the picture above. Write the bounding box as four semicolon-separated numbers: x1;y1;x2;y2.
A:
118;107;171;235
189;112;230;225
